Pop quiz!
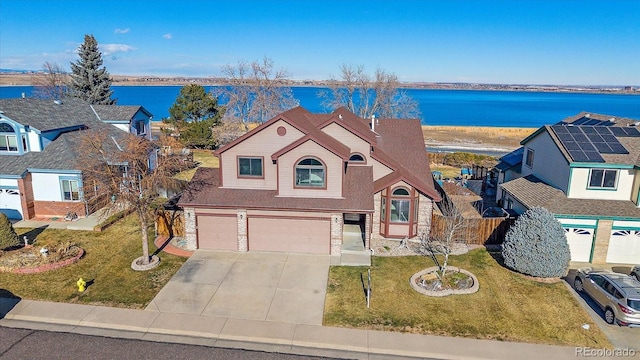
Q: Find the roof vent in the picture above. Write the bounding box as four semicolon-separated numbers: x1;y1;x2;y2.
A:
21;92;25;99
633;122;640;127
609;117;616;122
53;100;62;105
339;114;343;120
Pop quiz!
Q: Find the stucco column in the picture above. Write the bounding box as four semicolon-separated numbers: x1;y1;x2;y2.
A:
183;208;197;250
330;213;343;255
591;220;613;263
237;210;248;252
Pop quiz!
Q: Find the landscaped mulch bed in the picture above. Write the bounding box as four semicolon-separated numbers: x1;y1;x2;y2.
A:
0;245;84;274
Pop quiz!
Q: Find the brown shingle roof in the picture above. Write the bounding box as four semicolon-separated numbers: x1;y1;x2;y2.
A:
179;166;374;212
501;175;640;219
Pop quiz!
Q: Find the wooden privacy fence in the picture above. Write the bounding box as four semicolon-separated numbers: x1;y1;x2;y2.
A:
156;209;185;237
430;213;515;245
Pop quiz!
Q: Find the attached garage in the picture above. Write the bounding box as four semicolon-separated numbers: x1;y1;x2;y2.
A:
248;216;330;254
197;214;238;250
564;228;594;262
606;229;640;264
0;188;23;220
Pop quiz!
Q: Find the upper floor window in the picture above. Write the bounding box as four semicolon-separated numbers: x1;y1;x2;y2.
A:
238;157;263;177
349;153;365;163
525;148;534;168
61;179;80;201
133;120;146;136
295;157;325;188
588;169;617;189
0;123;18;152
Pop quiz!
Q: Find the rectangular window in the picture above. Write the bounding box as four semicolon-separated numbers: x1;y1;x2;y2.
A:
588;169;617;189
0;135;18;152
21;135;27;152
61;179;80;201
390;199;410;223
381;197;386;221
238;157;263;177
525;148;534;168
134;120;146;135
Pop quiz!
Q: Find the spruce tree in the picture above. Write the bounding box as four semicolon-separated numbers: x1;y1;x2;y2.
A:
0;213;20;250
69;34;116;105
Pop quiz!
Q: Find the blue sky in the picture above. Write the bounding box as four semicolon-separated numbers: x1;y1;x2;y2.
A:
1;0;638;85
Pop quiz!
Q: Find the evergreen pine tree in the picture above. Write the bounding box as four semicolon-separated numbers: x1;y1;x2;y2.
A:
69;34;116;105
0;213;20;250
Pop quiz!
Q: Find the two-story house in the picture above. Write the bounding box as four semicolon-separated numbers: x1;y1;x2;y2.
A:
499;112;640;264
0;97;153;220
178;106;441;256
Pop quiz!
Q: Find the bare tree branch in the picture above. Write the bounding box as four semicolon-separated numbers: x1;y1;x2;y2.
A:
31;62;69;100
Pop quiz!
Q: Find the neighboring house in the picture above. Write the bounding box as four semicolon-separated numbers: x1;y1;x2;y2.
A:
92;105;152;139
489;147;523;202
499;112;640;264
178;106;441;255
0;97;153;220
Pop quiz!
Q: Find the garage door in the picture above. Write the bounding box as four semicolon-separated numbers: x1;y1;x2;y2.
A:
248;217;330;254
564;228;594;262
606;230;640;264
0;188;23;220
197;215;237;250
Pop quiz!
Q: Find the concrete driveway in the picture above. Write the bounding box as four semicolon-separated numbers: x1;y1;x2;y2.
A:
565;265;640;351
145;251;330;326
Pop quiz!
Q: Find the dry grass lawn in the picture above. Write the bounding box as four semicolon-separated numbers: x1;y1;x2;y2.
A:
423;126;535;149
324;249;612;348
173;149;219;181
0;215;186;308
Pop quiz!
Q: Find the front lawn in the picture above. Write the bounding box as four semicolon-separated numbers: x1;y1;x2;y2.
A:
324;249;611;347
173;149;219;181
0;215;187;308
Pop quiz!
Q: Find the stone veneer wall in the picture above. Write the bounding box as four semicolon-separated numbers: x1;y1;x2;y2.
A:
371;192;382;242
416;194;434;240
184;207;197;250
330;213;343;255
237;210;247;252
591;219;613;263
364;213;371;249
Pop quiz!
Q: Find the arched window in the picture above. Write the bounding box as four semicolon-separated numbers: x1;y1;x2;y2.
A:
295;157;325;187
349;153;365;163
0;122;18;152
390;187;410;223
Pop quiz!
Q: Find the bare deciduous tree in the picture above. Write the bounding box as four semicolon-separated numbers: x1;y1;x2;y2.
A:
31;62;68;100
215;57;299;131
76;130;185;269
421;199;470;280
319;64;420;119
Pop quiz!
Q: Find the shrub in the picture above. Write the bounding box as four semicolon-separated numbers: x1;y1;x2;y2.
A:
502;207;571;278
0;213;20;250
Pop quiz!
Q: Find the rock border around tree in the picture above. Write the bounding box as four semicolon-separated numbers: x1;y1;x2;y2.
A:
410;266;479;297
131;255;160;271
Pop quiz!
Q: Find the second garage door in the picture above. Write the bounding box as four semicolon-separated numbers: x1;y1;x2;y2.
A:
197;215;238;250
606;229;640;264
564;228;594;262
248;217;330;254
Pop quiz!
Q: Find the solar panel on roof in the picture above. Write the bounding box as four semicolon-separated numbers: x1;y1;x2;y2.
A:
567;126;583;134
610;127;627;137
567;150;591;162
582;126;598;134
583;151;605;162
564;141;581;150
608;143;629;154
552;125;569;133
601;134;617;143
578;141;596;152
573;133;589;142
557;133;574;142
624;127;640;136
592;142;613;153
594;127;612;135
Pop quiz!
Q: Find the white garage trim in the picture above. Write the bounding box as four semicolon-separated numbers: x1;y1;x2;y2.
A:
606;229;640;264
564;227;594;262
248;216;330;254
196;214;238;251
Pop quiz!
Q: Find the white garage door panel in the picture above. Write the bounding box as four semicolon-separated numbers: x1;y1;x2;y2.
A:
565;228;593;262
0;188;23;220
606;230;640;264
197;215;237;250
249;217;329;254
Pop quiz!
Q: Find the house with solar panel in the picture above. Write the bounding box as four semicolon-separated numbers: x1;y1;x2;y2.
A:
0;97;153;221
498;112;640;264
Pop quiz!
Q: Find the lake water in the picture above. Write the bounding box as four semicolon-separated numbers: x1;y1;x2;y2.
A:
1;85;639;128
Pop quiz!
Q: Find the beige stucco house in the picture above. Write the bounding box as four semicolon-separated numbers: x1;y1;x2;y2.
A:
178;106;441;256
499;112;640;264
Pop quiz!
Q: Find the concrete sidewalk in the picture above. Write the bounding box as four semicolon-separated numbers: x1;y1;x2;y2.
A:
0;298;587;360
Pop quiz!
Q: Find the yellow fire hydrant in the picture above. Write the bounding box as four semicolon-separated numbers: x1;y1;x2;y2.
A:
77;277;86;292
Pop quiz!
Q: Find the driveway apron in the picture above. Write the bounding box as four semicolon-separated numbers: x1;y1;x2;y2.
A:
146;251;330;326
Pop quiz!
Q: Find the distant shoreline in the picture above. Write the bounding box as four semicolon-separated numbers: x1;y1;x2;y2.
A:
1;73;638;95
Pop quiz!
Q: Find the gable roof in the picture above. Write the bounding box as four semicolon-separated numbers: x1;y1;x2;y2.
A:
501;174;640;219
521;112;640;167
0;98;136;176
93;105;152;123
494;147;523;173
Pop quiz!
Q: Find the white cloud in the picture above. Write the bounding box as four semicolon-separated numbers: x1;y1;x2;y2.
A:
114;28;130;34
163;33;173;40
100;44;136;56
